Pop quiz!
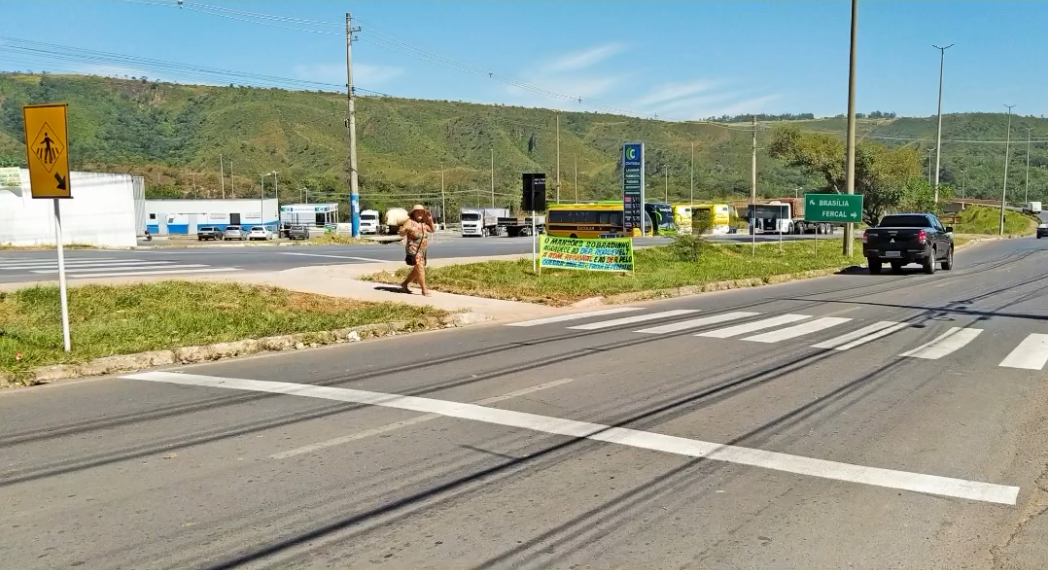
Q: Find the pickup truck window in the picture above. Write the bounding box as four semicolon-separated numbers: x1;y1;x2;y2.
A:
878;215;932;228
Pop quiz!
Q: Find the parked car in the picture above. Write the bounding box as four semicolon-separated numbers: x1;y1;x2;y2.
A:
197;226;221;241
248;226;273;241
862;213;954;274
1038;223;1048;239
223;225;246;241
288;225;310;240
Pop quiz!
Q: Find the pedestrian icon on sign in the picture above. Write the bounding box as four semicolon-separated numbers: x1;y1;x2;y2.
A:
31;123;65;173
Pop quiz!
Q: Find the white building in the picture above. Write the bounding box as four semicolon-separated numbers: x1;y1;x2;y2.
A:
145;198;280;234
279;203;340;227
0;168;139;248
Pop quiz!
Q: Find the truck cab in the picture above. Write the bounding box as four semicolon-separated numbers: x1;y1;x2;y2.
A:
359;209;379;234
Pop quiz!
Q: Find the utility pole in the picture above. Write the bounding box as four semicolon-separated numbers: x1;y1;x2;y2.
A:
345;12;362;237
843;0;858;257
1000;104;1015;236
230;161;234;197
690;142;695;205
751;115;757;255
490;147;495;207
1025;127;1033;205
556;111;561;203
219;153;225;199
932;43;953;204
664;168;669;202
440;160;446;230
574;154;578;202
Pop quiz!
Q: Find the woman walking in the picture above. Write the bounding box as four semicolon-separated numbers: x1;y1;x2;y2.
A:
399;204;435;296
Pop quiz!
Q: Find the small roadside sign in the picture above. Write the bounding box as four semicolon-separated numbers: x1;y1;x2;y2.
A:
22;103;71;199
804;193;862;223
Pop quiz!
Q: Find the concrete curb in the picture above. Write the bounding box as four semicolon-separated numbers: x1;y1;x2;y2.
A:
0;313;482;389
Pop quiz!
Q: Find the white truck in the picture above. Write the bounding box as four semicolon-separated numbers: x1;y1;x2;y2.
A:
497;215;545;237
359;209;380;234
460;207;509;237
1024;201;1043;215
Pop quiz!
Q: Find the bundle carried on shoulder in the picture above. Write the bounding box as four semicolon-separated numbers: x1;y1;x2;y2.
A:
385;207;409;227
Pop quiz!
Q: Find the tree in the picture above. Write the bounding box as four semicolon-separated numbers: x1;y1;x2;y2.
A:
0;150;22;167
768;126;922;224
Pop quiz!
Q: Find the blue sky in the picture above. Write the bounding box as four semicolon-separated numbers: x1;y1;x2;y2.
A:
1;0;1045;119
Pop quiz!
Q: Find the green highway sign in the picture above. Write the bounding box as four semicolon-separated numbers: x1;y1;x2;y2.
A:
804;193;863;223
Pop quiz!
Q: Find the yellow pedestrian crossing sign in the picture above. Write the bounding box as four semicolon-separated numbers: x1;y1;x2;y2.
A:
22;103;71;199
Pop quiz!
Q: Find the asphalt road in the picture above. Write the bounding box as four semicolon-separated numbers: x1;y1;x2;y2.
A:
0;232;824;284
4;237;1048;569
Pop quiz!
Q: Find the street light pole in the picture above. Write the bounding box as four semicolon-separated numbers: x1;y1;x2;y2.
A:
490;147;495;208
556;111;560;204
932;43;953;204
440;160;446;230
843;0;858;256
690;142;695;205
1000;104;1015;236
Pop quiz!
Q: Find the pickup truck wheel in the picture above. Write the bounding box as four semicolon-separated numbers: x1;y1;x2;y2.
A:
867;258;882;274
941;247;954;270
923;247;937;274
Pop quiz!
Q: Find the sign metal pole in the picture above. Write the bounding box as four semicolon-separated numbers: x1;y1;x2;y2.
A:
532;210;537;273
53;198;71;352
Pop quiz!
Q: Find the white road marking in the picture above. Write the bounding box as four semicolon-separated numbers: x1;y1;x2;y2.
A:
10;261;173;271
1;259;133;269
634;312;759;334
505;307;642;327
124;371;1020;505
280;252;385;263
62;268;241;278
270;378;577;459
31;264;207;274
999;334;1048;370
697;314;811;339
567;310;699;331
812;321;910;351
742;317;852;344
900;327;983;360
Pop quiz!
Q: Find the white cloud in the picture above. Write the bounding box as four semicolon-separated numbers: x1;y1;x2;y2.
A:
293;62;403;87
635;80;718;108
543;43;624;73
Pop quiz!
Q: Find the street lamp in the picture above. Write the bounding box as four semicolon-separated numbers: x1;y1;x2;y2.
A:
932;43;953;204
266;171;278;230
843;0;858;256
1000;104;1015;236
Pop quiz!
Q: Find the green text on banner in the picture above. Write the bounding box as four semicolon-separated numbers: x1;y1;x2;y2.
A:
538;235;635;273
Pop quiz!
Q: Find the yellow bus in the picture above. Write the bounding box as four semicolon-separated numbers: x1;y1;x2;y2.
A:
545;204;654;238
672;203;732;234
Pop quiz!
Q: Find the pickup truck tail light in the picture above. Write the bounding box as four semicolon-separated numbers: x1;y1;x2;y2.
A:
917;229;927;243
861;230;867;244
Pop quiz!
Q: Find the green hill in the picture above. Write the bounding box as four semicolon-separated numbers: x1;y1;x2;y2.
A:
1;72;1045;215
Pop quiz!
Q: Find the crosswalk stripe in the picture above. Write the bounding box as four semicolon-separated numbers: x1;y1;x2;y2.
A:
31;264;206;274
811;321;909;351
567;310;699;331
998;334;1048;370
742;316;853;344
66;268;241;278
505;307;642;327
697;314;811;339
3;261;168;270
900;327;983;360
634;311;759;334
0;259;128;269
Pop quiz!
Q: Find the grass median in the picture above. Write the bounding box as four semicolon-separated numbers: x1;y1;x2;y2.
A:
0;281;446;378
364;239;868;306
952;205;1037;235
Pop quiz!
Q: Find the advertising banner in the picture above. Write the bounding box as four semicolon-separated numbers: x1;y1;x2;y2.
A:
538;235;635;273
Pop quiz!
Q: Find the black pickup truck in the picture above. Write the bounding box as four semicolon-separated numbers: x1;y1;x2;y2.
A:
862;213;954;274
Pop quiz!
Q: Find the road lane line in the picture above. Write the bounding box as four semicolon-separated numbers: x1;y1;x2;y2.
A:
31;264;205;274
900;327;983;360
505;308;642;327
697;314;811;339
12;261;173;271
63;268;241;278
999;334;1048;370
123;371;1019;505
812;321;910;351
567;310;699;331
1;259;134;269
269;377;578;459
280;252;385;263
742;317;852;344
634;312;759;334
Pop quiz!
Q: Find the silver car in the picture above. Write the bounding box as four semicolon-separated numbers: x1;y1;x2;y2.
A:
223;225;246;241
